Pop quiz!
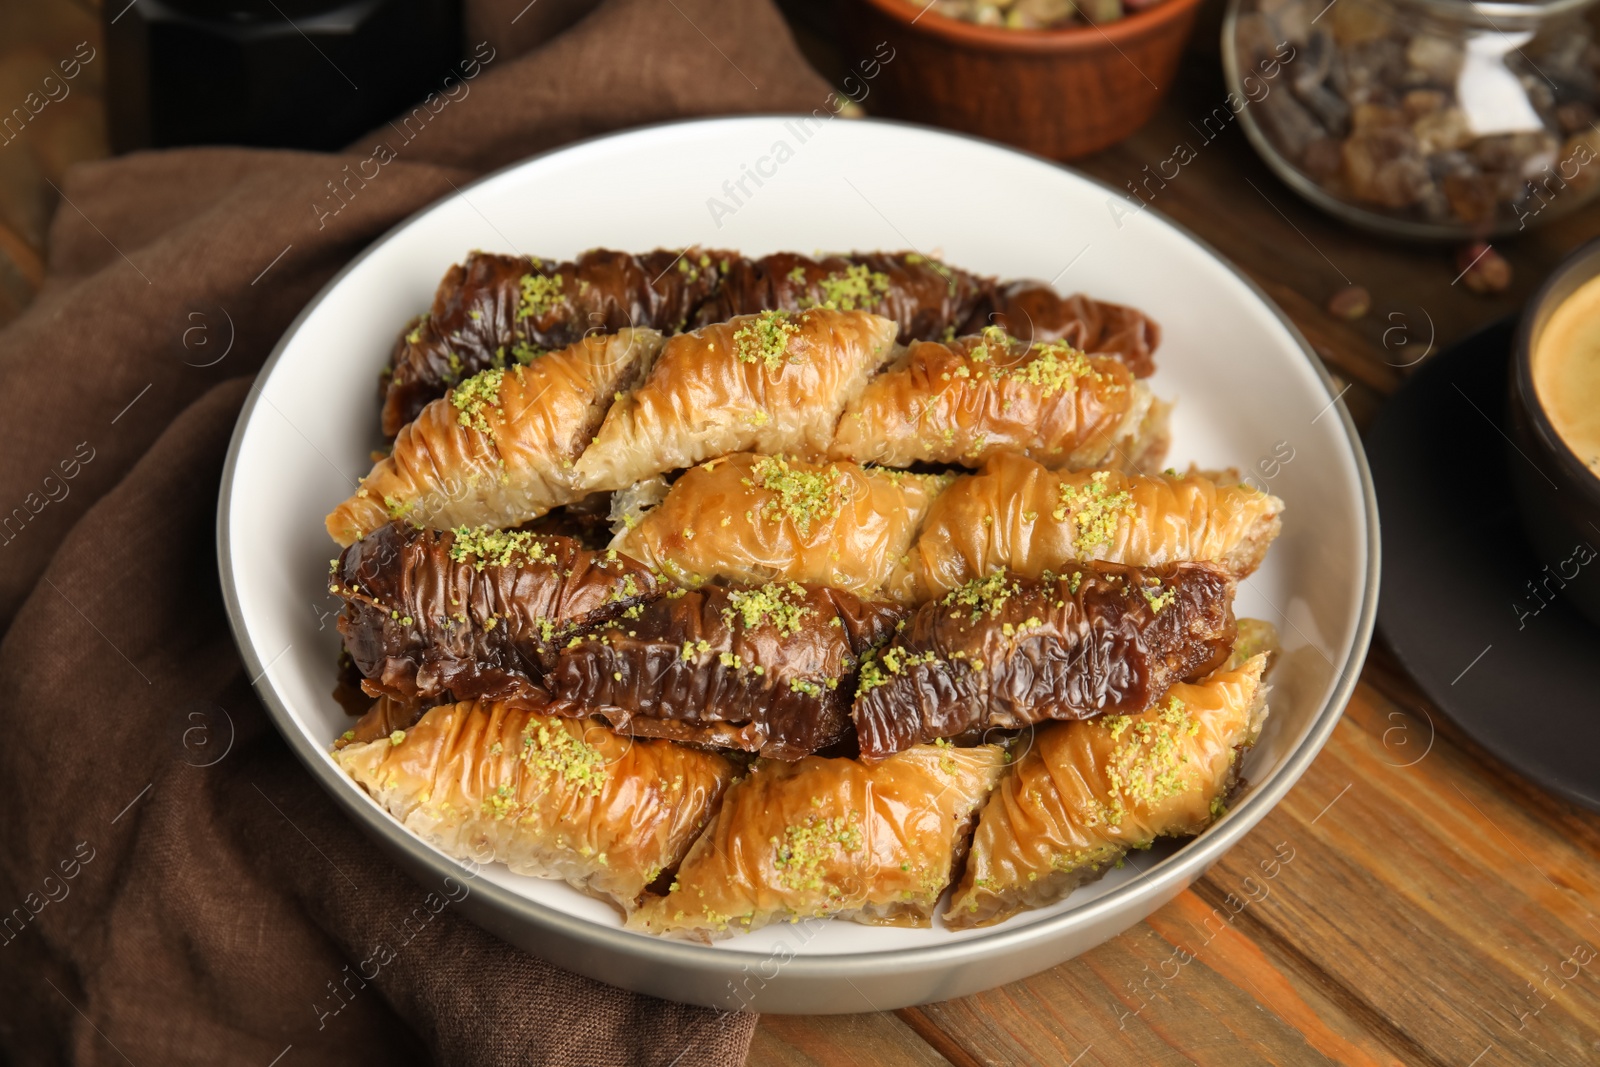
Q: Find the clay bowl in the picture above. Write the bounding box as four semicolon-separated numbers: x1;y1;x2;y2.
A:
843;0;1205;160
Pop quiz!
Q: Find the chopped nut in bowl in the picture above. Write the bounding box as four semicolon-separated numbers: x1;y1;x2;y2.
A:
1224;0;1600;238
919;0;1169;29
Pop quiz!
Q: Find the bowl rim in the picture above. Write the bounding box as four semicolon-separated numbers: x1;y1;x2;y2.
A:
217;114;1380;986
1513;234;1600;503
856;0;1208;52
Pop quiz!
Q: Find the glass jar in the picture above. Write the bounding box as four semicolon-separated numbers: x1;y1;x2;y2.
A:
1224;0;1600;238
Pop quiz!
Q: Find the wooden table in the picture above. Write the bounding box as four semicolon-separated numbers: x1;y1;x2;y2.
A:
756;4;1600;1066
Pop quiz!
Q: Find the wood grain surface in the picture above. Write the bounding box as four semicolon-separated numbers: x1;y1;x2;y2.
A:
760;2;1600;1064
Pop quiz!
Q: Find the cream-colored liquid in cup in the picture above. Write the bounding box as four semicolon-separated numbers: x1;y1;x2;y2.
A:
1533;273;1600;480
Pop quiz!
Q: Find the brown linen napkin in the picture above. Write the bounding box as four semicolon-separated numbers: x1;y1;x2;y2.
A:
0;1;833;1062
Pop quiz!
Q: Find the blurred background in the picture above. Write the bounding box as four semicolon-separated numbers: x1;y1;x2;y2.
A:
0;0;103;326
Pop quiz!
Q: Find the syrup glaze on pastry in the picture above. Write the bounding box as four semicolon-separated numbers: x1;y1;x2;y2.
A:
382;249;720;435
852;562;1237;760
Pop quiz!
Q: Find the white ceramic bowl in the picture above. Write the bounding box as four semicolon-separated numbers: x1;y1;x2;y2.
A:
219;116;1378;1014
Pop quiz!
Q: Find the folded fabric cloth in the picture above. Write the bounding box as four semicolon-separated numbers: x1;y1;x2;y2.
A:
0;0;834;1062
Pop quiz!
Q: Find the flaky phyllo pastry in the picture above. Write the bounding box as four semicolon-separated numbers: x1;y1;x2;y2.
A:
892;452;1284;601
335;700;736;912
945;653;1270;928
571;308;899;493
627;744;1006;941
328;328;665;546
827;329;1170;472
612;453;950;597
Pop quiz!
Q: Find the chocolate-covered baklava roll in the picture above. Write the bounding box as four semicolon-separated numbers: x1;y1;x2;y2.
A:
546;581;906;759
853;562;1236;759
695;251;991;341
978;281;1160;378
332;523;663;708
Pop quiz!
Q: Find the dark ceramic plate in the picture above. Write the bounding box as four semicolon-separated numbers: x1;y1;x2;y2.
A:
1369;318;1600;813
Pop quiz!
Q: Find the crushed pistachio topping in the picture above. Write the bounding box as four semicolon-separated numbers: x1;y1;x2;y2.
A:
449;525;552;570
722;582;814;636
1053;471;1135;553
749;456;842;536
383;495;415;521
481;782;516;819
521;719;607;795
516;272;564;320
856;645;940;695
450;368;506;434
511;340;546;365
1141;582;1177;613
943;570;1020;622
1010;342;1098;395
388;730;406;745
813;264;890;310
771;812;863;892
786;265;808;284
732;310;799;370
605;574;641;605
1098;696;1200;826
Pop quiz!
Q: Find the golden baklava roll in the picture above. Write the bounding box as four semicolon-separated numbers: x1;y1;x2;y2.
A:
828;330;1169;472
890;453;1283;601
329;328;665;546
627;743;1005;941
335;700;737;913
571;308;898;493
612;453;950;597
945;654;1269;928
